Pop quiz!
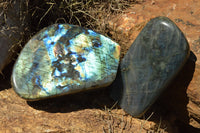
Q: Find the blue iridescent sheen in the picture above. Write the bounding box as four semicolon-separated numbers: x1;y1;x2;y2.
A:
12;24;120;100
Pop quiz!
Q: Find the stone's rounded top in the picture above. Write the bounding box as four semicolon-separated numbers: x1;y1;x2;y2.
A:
112;16;190;117
12;24;120;101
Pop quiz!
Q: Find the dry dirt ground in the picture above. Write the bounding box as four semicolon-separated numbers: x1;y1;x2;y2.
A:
0;0;200;133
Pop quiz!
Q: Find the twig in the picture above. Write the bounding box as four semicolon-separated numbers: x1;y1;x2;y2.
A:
140;112;154;133
38;3;55;26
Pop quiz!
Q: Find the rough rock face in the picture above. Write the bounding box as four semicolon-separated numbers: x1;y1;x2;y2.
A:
111;17;190;117
108;0;200;129
0;0;28;71
12;24;120;100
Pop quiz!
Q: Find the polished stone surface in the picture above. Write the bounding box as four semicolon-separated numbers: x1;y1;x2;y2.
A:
111;17;190;117
12;24;120;100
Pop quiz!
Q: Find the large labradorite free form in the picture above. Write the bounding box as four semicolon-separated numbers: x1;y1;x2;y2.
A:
12;24;120;100
111;17;190;117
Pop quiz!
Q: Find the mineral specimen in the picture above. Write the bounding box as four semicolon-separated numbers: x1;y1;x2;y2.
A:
111;16;190;117
12;24;120;100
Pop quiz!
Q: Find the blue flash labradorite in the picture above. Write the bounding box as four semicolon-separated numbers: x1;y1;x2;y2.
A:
12;24;120;100
111;17;190;117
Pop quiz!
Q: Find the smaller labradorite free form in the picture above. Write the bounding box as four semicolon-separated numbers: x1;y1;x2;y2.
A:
111;17;190;117
12;24;120;100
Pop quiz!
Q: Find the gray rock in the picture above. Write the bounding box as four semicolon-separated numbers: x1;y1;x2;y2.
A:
111;16;190;117
0;0;28;71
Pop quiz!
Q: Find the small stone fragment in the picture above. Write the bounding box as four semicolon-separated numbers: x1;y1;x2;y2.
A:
111;16;190;117
12;24;120;100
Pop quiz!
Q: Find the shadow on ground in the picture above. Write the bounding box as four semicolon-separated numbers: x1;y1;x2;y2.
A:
146;51;200;133
27;87;116;113
0;62;14;91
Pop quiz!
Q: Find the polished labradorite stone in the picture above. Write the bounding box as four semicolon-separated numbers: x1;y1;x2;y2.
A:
12;24;120;100
111;17;190;117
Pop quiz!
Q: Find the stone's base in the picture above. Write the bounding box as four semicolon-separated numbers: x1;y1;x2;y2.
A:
12;24;120;100
111;17;190;117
